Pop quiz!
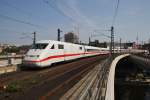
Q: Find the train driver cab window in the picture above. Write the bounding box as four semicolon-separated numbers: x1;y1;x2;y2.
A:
31;43;48;49
51;44;54;49
58;44;64;49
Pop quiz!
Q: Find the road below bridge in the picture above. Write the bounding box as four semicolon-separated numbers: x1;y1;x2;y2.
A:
115;55;150;100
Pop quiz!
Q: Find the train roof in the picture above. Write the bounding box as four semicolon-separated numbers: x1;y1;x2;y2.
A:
36;40;62;43
36;40;82;46
36;40;108;50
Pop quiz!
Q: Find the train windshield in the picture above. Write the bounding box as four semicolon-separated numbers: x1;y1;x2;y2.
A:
31;43;48;49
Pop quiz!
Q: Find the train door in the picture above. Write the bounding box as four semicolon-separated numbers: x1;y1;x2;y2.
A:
63;43;68;61
64;43;72;61
83;46;87;57
57;44;65;62
81;46;85;57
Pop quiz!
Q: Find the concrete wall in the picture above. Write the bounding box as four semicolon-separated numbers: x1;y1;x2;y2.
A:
0;66;17;74
0;59;22;67
105;54;130;100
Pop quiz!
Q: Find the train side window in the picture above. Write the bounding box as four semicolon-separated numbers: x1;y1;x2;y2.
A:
79;47;82;50
51;45;54;49
58;44;64;49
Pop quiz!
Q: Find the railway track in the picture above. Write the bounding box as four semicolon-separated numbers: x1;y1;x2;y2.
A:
0;55;107;100
39;57;102;100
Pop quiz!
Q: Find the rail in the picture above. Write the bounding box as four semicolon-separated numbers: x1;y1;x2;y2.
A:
92;55;116;100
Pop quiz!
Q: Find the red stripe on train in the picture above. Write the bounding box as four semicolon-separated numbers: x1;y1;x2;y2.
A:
26;52;108;62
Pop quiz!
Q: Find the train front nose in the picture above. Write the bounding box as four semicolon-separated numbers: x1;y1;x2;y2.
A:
23;49;42;67
23;54;41;67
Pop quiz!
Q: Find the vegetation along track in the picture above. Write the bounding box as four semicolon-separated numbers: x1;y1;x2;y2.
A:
0;55;107;100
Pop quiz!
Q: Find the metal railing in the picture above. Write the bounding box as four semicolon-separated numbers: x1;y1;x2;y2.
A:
80;56;115;100
0;55;24;67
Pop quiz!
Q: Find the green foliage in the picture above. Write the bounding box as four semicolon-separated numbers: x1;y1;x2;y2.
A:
1;46;19;54
30;80;38;84
5;82;21;93
0;45;31;55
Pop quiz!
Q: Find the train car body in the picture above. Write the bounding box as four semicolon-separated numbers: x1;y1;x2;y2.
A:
23;40;109;67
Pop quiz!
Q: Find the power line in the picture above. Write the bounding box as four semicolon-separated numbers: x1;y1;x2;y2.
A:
112;0;120;26
43;0;65;16
0;14;41;28
0;28;21;34
0;1;49;30
111;0;120;55
42;0;74;22
1;0;32;17
0;28;35;39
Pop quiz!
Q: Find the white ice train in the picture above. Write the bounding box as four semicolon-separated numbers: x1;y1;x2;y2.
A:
23;40;109;67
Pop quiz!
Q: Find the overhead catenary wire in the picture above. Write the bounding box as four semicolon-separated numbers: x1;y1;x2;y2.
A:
43;0;67;16
0;0;50;31
0;28;35;39
1;0;33;17
0;28;25;34
42;0;76;22
0;14;41;28
112;0;120;26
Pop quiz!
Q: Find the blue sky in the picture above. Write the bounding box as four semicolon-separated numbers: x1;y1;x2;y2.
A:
0;0;150;45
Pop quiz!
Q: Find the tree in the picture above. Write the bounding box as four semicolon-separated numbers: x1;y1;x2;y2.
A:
1;46;19;54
